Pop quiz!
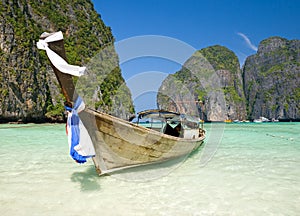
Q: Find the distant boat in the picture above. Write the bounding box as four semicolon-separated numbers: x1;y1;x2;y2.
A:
271;118;279;122
37;32;205;175
253;116;270;123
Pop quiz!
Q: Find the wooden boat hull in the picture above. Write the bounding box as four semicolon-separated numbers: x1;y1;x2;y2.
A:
79;108;205;174
37;32;205;175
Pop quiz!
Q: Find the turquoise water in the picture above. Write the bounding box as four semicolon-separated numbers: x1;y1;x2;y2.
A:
0;122;299;215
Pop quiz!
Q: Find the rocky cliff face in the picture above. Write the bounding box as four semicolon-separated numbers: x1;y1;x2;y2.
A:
158;45;247;121
0;0;134;122
243;37;300;120
158;37;300;122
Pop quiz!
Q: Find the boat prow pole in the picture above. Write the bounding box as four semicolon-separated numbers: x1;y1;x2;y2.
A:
39;32;78;104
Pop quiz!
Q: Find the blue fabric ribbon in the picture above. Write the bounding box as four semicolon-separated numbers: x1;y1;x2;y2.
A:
67;97;93;164
64;106;72;112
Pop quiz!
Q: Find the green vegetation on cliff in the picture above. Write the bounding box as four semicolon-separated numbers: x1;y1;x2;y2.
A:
0;0;134;122
200;45;239;74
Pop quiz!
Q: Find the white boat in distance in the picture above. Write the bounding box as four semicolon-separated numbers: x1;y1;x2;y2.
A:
253;116;270;123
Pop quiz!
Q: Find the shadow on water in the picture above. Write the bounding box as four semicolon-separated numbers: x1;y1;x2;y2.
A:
70;142;207;184
71;165;101;191
110;154;198;182
188;142;206;158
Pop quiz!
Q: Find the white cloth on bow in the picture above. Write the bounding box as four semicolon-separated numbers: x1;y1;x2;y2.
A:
37;31;86;77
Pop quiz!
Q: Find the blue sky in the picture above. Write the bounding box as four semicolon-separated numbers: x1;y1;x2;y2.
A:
92;0;300;112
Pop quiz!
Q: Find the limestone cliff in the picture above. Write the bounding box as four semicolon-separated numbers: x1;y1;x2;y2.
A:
243;37;300;121
158;37;300;122
157;45;246;121
0;0;134;122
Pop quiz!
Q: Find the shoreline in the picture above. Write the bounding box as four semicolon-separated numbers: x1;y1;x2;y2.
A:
0;117;66;124
1;118;300;125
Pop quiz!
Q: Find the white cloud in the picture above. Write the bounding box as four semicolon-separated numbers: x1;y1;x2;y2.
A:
237;32;258;51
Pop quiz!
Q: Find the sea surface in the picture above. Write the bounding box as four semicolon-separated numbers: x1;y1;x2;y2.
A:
0;122;299;215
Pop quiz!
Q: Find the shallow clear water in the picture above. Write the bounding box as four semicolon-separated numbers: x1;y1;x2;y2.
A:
0;122;299;215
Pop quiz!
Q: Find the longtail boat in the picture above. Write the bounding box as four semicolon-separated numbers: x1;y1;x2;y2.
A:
37;32;205;175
